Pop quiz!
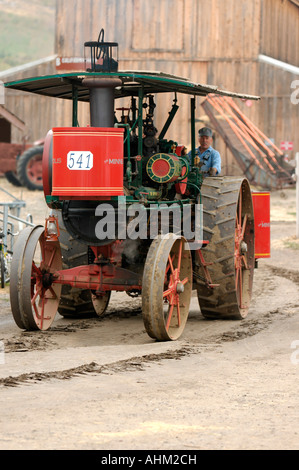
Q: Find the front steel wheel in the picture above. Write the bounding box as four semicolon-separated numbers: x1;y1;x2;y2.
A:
10;225;62;330
142;234;192;341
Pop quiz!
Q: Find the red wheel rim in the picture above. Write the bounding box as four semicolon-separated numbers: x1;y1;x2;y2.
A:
30;235;61;330
142;234;192;341
234;188;253;312
26;152;43;185
163;239;189;332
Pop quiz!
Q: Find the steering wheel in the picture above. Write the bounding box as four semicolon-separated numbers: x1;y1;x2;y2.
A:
96;29;105;60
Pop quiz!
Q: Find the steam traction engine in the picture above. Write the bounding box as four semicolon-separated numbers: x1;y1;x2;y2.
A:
6;36;269;341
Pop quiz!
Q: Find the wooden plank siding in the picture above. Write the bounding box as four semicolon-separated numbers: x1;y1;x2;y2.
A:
257;62;299;150
2;59;70;143
56;0;261;62
3;58;90;143
2;0;299;178
260;0;299;65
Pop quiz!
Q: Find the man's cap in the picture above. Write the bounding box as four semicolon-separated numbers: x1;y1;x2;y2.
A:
198;127;213;137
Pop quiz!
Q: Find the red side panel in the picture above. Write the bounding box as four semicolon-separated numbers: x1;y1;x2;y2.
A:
51;127;124;197
252;191;271;259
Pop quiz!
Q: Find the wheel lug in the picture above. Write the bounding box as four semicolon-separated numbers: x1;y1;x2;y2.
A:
240;241;247;253
42;272;53;289
176;282;184;293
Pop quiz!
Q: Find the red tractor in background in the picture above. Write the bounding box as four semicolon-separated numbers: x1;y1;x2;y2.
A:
7;140;44;190
5;34;270;341
0;105;44;190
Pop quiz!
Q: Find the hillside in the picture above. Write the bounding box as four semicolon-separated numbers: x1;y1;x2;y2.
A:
0;0;55;72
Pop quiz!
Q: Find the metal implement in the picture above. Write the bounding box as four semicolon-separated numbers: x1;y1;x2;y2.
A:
0;187;35;288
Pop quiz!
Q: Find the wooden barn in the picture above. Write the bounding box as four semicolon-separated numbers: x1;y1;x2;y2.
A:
1;56;74;145
3;0;299;180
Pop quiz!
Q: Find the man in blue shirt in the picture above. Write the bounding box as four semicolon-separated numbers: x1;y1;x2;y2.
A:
188;127;221;176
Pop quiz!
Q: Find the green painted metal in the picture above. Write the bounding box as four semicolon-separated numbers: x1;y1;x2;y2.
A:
190;97;196;167
72;84;78;127
4;71;260;102
158;96;179;140
137;87;144;187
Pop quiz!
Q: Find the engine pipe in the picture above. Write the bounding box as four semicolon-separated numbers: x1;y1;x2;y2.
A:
82;77;122;127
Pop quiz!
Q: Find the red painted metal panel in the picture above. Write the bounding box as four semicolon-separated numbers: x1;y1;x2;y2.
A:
252;191;271;259
51;127;124;197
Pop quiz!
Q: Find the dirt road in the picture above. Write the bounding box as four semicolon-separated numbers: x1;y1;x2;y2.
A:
0;179;298;450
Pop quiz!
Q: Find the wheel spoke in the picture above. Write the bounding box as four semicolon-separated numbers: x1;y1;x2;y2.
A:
32;261;42;276
48;286;58;299
176;300;181;327
40;296;45;330
181;276;189;285
167;254;175;275
235;266;240;290
239;266;243;308
242;254;248;270
32;299;39;318
31;289;40;305
238;190;242;226
163;287;174;298
177;239;183;273
241;213;248;239
165;303;174;331
46;246;57;269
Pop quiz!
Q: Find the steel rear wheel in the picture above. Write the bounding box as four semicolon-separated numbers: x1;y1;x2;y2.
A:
234;183;254;314
142;234;192;341
10;225;62;330
196;177;255;319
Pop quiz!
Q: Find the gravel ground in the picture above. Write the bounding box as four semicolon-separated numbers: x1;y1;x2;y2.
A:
0;178;298;450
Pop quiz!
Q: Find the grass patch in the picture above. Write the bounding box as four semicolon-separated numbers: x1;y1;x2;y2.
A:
0;1;55;71
283;237;299;250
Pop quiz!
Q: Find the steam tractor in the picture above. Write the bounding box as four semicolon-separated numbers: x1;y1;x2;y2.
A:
5;34;267;341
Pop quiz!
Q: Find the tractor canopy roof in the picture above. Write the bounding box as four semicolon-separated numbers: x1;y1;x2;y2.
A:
4;71;260;102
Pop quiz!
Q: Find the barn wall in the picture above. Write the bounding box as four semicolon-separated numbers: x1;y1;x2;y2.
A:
3;59;89;143
257;63;299;157
56;0;261;62
54;0;264;163
3;0;299;176
260;0;299;65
